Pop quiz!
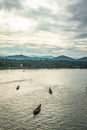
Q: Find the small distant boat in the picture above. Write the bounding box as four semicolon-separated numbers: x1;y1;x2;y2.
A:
33;104;41;115
16;85;20;90
49;88;52;94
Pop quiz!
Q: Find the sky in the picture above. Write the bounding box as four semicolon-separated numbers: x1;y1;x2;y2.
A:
0;0;87;58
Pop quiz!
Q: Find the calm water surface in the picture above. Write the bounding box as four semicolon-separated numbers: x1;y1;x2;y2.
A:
0;69;87;130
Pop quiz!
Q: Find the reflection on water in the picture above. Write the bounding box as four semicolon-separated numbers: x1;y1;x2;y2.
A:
0;69;87;130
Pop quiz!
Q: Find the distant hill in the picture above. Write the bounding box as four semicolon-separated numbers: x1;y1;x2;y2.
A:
5;55;29;60
5;55;54;60
1;54;87;61
0;56;3;59
77;57;87;61
52;55;74;61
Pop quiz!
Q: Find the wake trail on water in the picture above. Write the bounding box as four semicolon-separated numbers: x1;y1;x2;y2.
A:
0;79;33;84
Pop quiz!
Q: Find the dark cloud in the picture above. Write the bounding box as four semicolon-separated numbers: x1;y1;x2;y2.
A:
68;0;87;28
0;0;22;10
75;33;87;39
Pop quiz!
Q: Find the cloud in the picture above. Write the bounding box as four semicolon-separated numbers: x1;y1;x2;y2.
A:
68;0;87;29
75;33;87;39
0;41;86;57
21;6;59;32
0;0;22;11
66;0;87;54
0;0;87;57
26;7;53;19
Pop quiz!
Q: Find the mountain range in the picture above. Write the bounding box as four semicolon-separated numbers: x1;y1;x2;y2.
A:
0;55;87;61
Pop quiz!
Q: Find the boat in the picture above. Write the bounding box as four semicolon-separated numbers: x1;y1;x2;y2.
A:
16;85;20;90
49;88;52;94
33;104;41;115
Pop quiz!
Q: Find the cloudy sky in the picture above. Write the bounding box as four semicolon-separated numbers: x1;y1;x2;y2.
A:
0;0;87;58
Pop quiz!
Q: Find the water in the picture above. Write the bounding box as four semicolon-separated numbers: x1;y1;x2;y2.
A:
0;69;87;130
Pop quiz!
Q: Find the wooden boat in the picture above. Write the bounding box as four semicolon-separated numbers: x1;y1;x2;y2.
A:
49;88;52;94
16;85;20;90
33;104;41;115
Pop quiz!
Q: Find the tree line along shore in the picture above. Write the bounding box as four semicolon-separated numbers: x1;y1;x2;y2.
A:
0;59;87;69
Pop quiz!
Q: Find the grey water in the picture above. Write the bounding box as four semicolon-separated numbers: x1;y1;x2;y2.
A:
0;69;87;130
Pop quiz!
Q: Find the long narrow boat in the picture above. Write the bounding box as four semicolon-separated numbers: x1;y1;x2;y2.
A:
49;88;52;94
33;104;41;115
16;85;20;90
